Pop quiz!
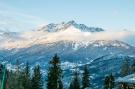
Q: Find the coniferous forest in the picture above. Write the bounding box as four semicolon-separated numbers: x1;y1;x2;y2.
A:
0;54;134;89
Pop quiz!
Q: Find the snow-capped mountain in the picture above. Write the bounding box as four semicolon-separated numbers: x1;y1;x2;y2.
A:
0;21;135;89
37;20;104;32
1;39;135;89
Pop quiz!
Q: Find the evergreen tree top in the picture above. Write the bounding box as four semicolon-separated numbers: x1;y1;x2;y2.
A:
50;54;60;64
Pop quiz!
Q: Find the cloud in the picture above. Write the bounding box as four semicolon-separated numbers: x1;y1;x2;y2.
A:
39;29;135;47
0;28;135;49
41;27;132;41
26;27;135;47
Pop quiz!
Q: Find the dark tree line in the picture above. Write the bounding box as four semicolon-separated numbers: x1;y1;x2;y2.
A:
5;62;43;89
4;54;91;89
4;55;134;89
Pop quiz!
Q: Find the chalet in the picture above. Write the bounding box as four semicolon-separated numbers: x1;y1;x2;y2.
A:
116;74;135;89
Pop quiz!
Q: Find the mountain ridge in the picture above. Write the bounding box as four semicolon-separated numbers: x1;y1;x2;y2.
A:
37;20;104;32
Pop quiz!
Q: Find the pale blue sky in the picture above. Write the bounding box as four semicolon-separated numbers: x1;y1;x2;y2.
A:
0;0;135;32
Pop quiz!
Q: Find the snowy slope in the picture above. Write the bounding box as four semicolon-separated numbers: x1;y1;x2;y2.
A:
0;21;135;89
116;74;135;83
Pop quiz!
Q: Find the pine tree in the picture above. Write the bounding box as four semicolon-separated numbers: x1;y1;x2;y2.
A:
69;68;81;89
103;74;115;89
46;54;63;89
5;71;16;89
58;80;63;89
31;65;43;89
120;58;130;77
82;65;90;89
15;60;24;89
104;76;109;89
6;60;24;89
109;74;115;89
21;62;31;89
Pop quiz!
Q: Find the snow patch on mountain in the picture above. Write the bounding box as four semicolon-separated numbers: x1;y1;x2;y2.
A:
64;40;131;51
37;20;104;32
0;21;134;50
116;74;135;83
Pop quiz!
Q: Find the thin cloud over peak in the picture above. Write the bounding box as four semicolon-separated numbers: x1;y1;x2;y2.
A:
0;2;46;32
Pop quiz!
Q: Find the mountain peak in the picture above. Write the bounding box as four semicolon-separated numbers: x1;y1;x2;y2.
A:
67;20;76;25
37;20;104;32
